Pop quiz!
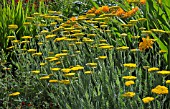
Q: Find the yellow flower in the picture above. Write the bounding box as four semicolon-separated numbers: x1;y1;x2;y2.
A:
84;71;93;74
50;22;57;26
138;18;147;21
130;49;140;52
55;53;68;58
151;85;168;95
26;17;34;21
123;63;137;68
11;40;20;43
99;45;114;49
98;56;107;59
148;67;159;72
87;34;97;37
61;50;68;53
71;30;81;33
86;13;96;18
86;20;98;24
33;12;40;16
50;68;61;71
83;39;94;43
48;52;54;55
38;42;43;45
59;80;70;84
7;36;16;40
8;24;18;30
94;18;105;21
122;92;135;98
56;61;61;65
49;80;59;83
116;46;129;50
6;46;15;50
27;49;37;53
40;63;47;66
131;36;140;39
54;37;66;42
99;43;109;46
49;58;59;62
166;80;170;84
151;29;165;34
9;92;20;96
120;33;127;37
122;76;137;80
31;70;40;74
141;31;152;35
159;50;167;54
64;73;75;77
72;33;85;37
71;66;84;71
100;25;107;28
23;22;31;26
45;57;55;60
40;75;50;80
40;30;49;34
61;68;71;73
20;41;30;44
99;40;107;43
75;50;81;53
21;36;32;39
45;34;56;39
32;52;42;56
130;20;138;24
105;30;111;33
157;70;170;75
125;81;135;86
142;97;154;103
64;28;74;31
86;63;97;68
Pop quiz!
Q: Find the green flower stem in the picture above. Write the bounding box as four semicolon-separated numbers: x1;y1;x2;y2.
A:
168;38;170;70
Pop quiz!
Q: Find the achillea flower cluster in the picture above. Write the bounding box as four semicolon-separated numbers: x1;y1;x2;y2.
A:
84;71;93;74
151;85;168;95
49;80;59;83
148;67;159;72
122;92;135;97
64;73;75;77
157;70;170;75
139;36;154;51
125;80;135;86
123;63;137;68
166;80;170;84
122;76;137;80
9;92;20;96
142;97;154;103
59;80;70;84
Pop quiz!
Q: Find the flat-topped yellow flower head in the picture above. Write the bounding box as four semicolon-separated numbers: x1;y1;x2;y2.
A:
123;63;137;68
122;76;137;80
151;85;168;95
122;92;135;98
142;97;154;103
9;92;20;96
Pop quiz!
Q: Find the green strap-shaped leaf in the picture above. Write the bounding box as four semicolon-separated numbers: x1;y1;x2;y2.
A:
152;33;168;62
89;0;99;9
